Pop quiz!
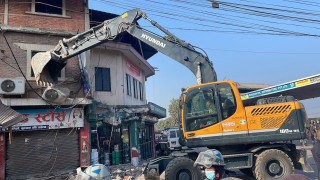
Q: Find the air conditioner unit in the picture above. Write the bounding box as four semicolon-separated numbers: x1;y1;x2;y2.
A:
0;78;25;95
42;87;70;104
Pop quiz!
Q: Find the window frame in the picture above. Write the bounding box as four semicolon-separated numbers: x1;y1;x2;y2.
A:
126;74;132;96
15;43;66;81
95;67;111;92
133;78;138;99
217;83;237;120
183;85;221;132
27;0;69;18
139;81;144;100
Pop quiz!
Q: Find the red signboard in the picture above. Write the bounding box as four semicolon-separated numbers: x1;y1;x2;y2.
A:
0;132;5;179
80;124;90;166
126;60;141;81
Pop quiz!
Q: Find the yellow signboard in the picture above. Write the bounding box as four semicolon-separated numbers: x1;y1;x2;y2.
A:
296;79;310;87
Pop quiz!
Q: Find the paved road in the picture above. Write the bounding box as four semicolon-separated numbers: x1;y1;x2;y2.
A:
230;140;318;180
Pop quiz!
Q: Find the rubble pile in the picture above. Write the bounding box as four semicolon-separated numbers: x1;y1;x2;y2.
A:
108;163;144;180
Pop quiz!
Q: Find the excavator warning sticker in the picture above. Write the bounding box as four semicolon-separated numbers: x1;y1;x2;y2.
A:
121;13;128;18
222;122;235;127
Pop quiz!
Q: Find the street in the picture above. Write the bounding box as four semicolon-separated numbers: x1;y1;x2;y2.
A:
227;140;318;180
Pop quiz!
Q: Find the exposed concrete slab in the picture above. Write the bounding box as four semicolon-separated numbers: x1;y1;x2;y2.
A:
1;98;91;106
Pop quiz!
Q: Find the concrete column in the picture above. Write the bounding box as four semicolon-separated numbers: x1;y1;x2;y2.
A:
4;0;8;25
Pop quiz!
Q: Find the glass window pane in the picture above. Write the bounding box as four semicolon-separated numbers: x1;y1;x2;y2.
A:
35;0;62;15
170;131;176;138
184;88;219;132
218;83;237;119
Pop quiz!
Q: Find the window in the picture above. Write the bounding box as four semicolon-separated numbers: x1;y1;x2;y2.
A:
133;78;138;99
184;88;219;132
218;83;236;120
95;67;111;92
139;82;143;100
28;0;67;17
126;74;131;96
35;0;62;15
31;51;61;78
170;131;176;138
14;43;65;81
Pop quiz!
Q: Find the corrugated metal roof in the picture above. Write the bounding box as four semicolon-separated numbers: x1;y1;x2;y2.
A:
0;101;26;128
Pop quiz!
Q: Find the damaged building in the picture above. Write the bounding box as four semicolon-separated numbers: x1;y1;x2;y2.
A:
0;0;165;179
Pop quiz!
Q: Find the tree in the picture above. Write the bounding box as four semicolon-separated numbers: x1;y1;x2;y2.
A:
155;98;180;131
168;98;180;126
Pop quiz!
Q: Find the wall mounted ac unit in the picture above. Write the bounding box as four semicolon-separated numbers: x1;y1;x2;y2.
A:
0;78;25;95
42;87;70;104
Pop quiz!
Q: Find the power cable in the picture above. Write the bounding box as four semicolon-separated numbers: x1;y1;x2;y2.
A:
94;0;319;37
0;26;87;109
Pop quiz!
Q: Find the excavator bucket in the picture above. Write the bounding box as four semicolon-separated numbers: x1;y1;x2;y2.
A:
31;51;66;87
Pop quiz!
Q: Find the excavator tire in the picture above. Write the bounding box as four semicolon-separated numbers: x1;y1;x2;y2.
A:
165;157;203;180
254;149;294;180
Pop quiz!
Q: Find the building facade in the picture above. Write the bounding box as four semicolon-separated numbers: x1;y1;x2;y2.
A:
0;1;165;179
86;10;165;166
0;0;89;179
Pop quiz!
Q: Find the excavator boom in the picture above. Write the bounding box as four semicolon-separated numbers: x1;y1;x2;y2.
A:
31;8;216;86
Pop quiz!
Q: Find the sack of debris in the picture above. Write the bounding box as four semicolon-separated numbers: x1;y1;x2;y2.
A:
75;164;111;180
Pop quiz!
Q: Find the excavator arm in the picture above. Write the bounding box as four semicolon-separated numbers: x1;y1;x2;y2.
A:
31;8;217;86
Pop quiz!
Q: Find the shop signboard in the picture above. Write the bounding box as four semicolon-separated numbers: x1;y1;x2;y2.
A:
149;102;166;118
0;108;84;132
126;60;142;81
80;124;90;166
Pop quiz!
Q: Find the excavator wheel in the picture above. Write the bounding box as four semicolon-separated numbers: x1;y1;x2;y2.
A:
165;157;203;180
254;149;294;180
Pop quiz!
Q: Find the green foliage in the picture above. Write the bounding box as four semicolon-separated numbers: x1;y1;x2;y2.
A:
155;98;180;131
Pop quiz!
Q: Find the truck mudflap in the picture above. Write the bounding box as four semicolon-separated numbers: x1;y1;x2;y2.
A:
143;156;174;176
296;149;314;173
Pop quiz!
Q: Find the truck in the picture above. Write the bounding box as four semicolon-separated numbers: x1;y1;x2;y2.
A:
30;9;312;180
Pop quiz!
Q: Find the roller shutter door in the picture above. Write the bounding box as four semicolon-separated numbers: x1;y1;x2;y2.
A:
6;129;79;179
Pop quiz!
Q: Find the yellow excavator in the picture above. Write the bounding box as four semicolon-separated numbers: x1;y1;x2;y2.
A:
31;9;312;180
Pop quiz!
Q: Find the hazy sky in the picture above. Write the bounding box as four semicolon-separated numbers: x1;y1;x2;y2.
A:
89;0;320;118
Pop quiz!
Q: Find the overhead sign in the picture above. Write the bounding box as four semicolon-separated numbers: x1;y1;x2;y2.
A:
0;108;84;132
126;60;142;81
241;74;320;100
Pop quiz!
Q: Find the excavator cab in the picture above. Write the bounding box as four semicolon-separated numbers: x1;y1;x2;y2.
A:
181;80;306;148
182;80;244;147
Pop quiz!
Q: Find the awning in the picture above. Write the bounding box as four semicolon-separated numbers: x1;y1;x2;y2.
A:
0;101;26;128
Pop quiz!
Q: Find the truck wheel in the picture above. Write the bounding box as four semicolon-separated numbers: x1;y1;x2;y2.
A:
165;157;203;180
254;149;293;180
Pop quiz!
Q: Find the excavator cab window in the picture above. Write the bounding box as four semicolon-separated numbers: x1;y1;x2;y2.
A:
218;83;237;119
184;88;219;131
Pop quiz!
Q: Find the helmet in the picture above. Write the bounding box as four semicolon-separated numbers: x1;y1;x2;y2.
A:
194;149;225;168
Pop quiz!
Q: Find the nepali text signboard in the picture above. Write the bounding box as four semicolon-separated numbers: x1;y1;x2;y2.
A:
0;108;84;132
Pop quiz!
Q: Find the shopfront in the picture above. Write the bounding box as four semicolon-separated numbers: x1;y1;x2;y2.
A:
88;102;166;165
0;107;84;179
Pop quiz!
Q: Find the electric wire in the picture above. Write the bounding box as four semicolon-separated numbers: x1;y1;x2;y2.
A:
94;0;320;37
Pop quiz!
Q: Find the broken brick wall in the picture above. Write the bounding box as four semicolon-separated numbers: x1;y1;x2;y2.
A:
0;31;84;99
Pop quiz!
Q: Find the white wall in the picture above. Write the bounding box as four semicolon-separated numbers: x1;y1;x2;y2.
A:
90;47;146;106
